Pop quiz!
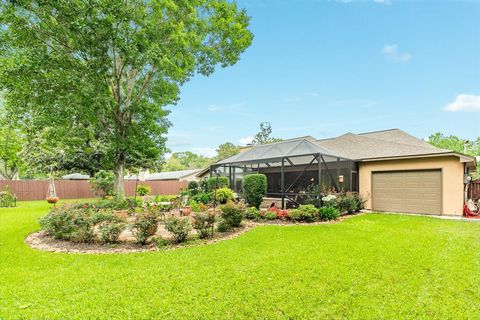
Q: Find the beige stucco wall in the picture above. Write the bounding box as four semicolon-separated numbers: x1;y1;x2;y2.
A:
359;156;465;216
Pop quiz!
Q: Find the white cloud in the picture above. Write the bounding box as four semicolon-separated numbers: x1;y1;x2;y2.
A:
238;136;254;146
443;94;480;112
382;44;412;62
374;0;391;4
309;92;320;97
191;147;217;158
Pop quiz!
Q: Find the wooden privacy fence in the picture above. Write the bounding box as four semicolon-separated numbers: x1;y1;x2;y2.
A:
0;180;188;201
469;179;480;200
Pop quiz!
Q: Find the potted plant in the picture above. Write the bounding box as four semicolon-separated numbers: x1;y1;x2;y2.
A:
46;196;59;204
181;206;192;216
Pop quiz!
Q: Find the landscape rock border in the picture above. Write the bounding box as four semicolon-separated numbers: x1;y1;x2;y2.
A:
25;212;362;254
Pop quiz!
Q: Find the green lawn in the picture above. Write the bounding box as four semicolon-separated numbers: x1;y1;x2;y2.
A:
1;201;479;319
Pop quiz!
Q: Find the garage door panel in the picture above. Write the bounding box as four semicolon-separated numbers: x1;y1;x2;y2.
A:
372;170;442;215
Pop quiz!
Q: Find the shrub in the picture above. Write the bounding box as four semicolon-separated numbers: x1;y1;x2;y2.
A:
192;212;216;239
132;212;159;245
242;174;267;209
70;224;95;243
337;195;357;214
190;201;201;213
263;210;277;220
90;170;114;197
321;194;337;208
187;181;199;195
216;219;231;232
218;203;244;231
191;192;211;205
206;176;230;191
39;204;96;242
0;186;16;207
152;236;168;248
165;217;192;243
212;187;235;204
99;221;126;244
136;184;151;196
244;207;260;220
318;206;339;221
352;194;365;212
276;209;289;219
288;205;317;222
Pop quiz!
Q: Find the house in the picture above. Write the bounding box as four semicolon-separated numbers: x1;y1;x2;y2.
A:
62;173;90;180
146;169;201;182
208;129;476;216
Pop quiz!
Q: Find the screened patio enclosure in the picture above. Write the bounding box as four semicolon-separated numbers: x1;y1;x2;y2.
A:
210;137;358;209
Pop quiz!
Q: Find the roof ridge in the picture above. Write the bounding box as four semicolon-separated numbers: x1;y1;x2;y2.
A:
352;133;451;152
356;128;401;135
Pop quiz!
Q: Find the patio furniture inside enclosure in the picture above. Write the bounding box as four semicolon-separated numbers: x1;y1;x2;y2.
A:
210;137;358;208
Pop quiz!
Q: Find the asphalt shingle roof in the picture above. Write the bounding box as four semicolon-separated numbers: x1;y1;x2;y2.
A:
146;169;201;181
316;129;450;160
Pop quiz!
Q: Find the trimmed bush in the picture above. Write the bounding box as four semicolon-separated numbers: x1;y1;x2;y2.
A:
218;203;244;231
318;206;339;221
337;195;356;214
288;205;317;222
206;176;230;191
192;212;216;239
244;207;260;220
165;217;192;243
136;184;151;196
212;187;235;204
242;174;267;209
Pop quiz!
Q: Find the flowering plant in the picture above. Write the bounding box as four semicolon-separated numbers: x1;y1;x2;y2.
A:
321;194;337;207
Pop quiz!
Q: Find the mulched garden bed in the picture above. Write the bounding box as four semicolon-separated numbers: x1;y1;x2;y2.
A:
25;212;362;254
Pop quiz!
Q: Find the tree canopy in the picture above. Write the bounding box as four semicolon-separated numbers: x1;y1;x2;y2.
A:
252;122;282;145
427;132;479;177
0;0;253;197
0;101;24;179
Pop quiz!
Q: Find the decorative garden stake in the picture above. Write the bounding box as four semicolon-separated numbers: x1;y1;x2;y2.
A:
46;174;59;205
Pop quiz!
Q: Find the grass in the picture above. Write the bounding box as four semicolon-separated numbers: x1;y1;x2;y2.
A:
1;200;479;319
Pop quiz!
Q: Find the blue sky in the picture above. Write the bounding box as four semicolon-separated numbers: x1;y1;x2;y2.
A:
166;0;480;157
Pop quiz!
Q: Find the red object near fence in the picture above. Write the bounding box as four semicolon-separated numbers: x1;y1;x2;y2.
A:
0;180;188;201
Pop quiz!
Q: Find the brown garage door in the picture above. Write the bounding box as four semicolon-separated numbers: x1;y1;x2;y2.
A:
372;170;442;214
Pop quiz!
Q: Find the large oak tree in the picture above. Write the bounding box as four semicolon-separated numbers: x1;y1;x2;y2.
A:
0;0;252;198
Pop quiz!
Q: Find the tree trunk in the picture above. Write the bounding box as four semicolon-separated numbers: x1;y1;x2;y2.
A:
114;158;125;200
